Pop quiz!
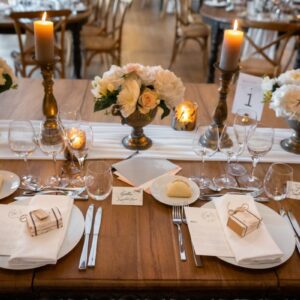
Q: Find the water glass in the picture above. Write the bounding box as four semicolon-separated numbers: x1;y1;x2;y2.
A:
85;161;113;201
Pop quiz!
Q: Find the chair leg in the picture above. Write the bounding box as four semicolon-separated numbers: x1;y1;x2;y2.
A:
169;38;181;69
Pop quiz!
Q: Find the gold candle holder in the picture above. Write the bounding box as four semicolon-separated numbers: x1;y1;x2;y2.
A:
172;100;198;131
200;63;239;149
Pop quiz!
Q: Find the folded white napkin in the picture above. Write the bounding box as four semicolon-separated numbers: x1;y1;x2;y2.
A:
213;194;283;265
9;195;74;267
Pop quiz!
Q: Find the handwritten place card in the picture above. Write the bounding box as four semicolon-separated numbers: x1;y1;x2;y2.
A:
232;73;264;121
287;181;300;200
112;187;143;206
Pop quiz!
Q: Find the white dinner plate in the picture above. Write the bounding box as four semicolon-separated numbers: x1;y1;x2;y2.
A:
202;201;295;269
0;170;20;200
204;1;227;8
0;199;84;270
150;175;200;206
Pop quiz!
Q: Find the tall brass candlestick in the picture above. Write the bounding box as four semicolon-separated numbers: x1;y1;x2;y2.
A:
200;63;238;149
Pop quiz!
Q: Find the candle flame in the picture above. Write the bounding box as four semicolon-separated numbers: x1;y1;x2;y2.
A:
42;12;47;22
233;19;238;31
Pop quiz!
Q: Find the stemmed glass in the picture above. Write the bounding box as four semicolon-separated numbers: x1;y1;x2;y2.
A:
213;123;242;188
190;123;218;188
239;124;274;188
38;118;66;187
264;163;293;209
65;122;93;187
8;120;37;185
228;107;257;177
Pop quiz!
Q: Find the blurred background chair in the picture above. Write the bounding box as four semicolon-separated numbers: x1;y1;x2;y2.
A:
240;20;299;77
82;0;132;77
10;10;71;78
169;0;209;72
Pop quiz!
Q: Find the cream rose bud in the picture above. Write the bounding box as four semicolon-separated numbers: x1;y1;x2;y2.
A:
138;88;159;114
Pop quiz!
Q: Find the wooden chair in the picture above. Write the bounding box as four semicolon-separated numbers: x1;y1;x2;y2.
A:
10;10;71;78
239;20;299;77
169;0;209;71
82;0;132;77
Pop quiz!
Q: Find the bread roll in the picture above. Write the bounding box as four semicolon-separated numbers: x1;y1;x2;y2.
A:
166;179;192;198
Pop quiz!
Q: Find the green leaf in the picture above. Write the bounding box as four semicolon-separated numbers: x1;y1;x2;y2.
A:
0;74;13;93
94;90;119;112
159;100;170;119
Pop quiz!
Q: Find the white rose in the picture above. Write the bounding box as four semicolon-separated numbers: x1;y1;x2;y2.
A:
0;58;17;86
103;65;124;79
138;88;159;114
154;70;185;109
117;78;140;117
138;65;163;86
261;76;276;92
270;84;300;120
278;69;300;86
122;63;144;75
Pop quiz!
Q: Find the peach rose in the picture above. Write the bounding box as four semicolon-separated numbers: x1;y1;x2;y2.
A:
138;88;159;114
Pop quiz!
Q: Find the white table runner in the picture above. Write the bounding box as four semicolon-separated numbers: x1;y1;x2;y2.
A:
0;120;299;163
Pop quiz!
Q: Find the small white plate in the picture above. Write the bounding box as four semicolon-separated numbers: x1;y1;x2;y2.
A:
150;175;200;206
202;201;295;269
204;1;227;8
0;170;20;200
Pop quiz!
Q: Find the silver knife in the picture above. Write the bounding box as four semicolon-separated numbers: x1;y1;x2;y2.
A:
88;207;102;267
288;210;300;237
78;204;94;270
280;208;300;255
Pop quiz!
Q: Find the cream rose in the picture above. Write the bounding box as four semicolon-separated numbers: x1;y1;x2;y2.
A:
138;88;159;114
117;78;140;117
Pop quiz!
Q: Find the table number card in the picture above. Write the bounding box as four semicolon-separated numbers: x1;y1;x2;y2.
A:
232;73;264;121
287;181;300;200
112;187;143;206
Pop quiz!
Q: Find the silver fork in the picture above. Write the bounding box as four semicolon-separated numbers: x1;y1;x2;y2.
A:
181;205;203;267
172;206;186;261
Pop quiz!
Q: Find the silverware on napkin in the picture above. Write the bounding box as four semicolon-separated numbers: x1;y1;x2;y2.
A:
79;204;94;270
280;208;300;255
88;207;102;267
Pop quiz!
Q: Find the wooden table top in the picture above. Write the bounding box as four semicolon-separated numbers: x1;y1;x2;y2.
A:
0;78;299;299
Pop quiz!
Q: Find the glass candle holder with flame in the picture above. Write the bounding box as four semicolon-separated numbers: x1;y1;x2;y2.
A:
172;100;198;131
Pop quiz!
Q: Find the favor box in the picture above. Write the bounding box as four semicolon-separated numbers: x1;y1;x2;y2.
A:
25;207;63;237
227;208;261;237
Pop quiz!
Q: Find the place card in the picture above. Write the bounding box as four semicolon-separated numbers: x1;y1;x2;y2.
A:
232;73;264;121
112;187;143;206
287;181;300;200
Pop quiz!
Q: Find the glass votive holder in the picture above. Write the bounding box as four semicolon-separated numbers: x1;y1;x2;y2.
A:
171;100;198;131
85;161;113;201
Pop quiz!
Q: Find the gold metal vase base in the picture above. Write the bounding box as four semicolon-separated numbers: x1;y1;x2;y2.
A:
122;128;152;150
280;119;300;154
200;64;238;149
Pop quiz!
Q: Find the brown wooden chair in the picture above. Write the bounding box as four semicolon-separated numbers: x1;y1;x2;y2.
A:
239;20;299;77
10;10;71;78
82;0;132;77
169;0;209;71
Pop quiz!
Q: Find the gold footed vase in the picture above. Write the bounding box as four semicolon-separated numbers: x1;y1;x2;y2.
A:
280;119;300;154
112;106;157;150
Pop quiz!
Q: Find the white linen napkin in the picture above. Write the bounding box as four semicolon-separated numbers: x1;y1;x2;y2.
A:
213;194;283;265
8;195;74;267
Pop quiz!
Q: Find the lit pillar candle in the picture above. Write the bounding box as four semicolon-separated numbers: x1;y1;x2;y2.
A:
34;12;54;63
219;19;244;71
172;100;197;131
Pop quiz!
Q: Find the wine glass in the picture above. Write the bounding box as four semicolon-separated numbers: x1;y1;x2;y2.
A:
190;123;218;188
65;122;93;187
228;107;257;177
264;163;293;209
213;123;241;188
38;118;66;187
8;120;37;185
239;124;274;189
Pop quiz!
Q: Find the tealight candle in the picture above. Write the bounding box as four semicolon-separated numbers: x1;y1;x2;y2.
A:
67;128;86;150
34;12;54;63
172;100;198;131
219;19;244;71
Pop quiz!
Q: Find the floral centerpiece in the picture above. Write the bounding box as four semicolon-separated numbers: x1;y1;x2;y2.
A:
262;69;300;154
91;63;185;149
0;58;17;94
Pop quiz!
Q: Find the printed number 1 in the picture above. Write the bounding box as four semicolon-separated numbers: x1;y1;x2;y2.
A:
245;89;253;107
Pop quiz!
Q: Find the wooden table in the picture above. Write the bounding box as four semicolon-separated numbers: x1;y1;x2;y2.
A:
0;4;90;79
0;79;299;299
201;4;300;83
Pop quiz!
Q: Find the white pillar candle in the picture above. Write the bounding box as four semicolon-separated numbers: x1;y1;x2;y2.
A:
219;20;244;71
34;12;54;63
